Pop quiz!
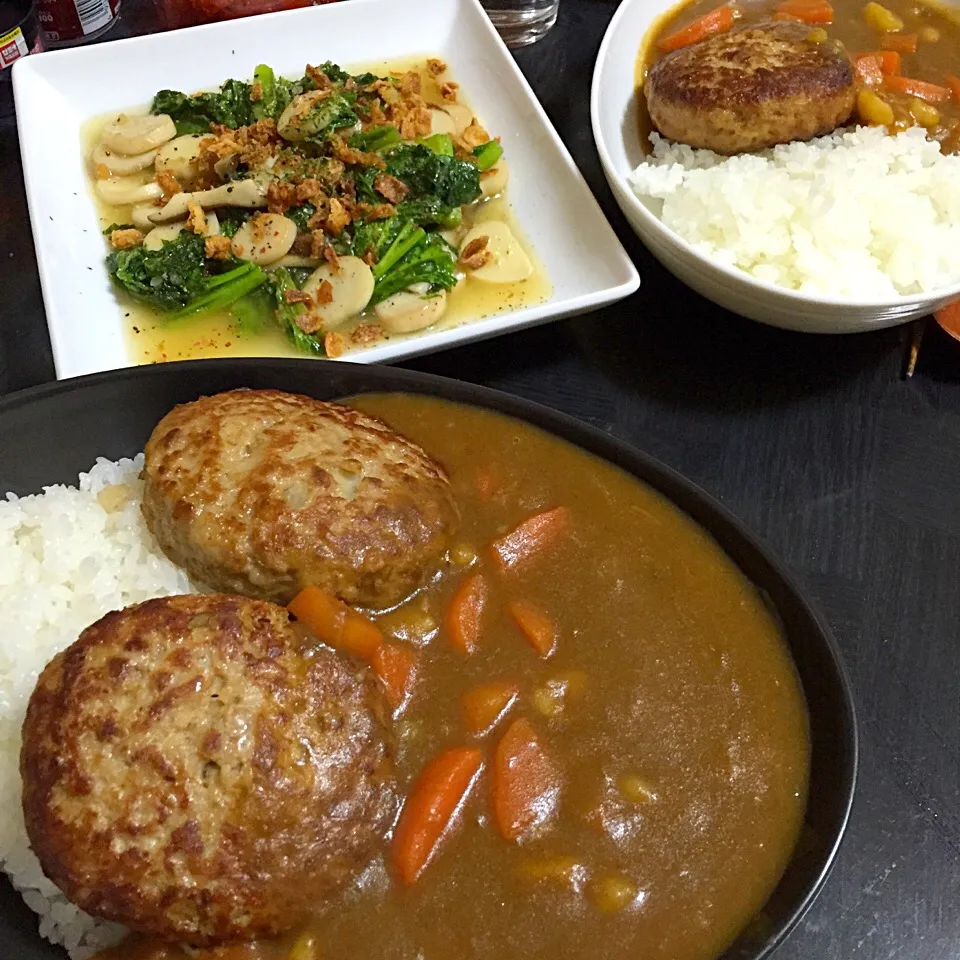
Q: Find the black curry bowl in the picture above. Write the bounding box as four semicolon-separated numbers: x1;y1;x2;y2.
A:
0;358;858;960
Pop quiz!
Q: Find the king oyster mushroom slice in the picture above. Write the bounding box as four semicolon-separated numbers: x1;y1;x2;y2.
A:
148;179;268;224
459;221;533;284
430;108;457;137
91;143;158;176
142;212;219;252
100;113;177;156
439;103;474;135
231;214;297;266
375;286;448;334
155;135;208;189
95;176;165;206
302;257;375;330
480;161;509;200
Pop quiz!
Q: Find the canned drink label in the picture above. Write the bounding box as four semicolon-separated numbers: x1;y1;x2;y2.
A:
0;27;32;69
38;0;120;44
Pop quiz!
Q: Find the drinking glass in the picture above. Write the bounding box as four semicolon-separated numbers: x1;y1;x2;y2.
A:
481;0;559;47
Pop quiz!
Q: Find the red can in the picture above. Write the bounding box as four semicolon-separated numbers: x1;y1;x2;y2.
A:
37;0;120;47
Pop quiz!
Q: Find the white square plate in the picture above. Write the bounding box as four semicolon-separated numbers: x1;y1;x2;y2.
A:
13;0;639;379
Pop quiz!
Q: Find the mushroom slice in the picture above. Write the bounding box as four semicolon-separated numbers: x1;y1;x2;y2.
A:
375;288;448;333
130;202;161;229
101;113;177;156
155;135;207;189
143;222;186;252
480;161;509;200
459;221;532;284
430;108;457;137
278;90;343;142
231;214;297;266
148;179;268;224
275;254;323;269
440;103;474;135
302;256;375;330
92;143;158;176
95;176;165;206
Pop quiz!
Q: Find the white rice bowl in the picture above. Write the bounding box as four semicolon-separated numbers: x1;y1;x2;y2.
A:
0;455;197;958
628;125;960;299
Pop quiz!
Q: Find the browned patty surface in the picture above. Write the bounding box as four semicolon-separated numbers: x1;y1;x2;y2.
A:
142;389;460;608
21;594;397;943
645;20;856;154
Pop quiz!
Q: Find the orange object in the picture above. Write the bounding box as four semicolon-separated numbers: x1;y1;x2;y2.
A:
373;643;417;711
946;75;960;104
935;300;960;341
288;585;384;662
880;32;918;54
856;50;900;76
656;5;735;52
463;680;520;735
854;55;884;86
391;747;484;884
446;573;489;654
774;0;834;23
884;74;952;102
492;718;561;843
475;465;503;501
488;507;570;574
507;600;557;658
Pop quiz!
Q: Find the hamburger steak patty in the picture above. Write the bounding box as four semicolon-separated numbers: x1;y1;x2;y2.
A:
142;389;460;608
20;594;397;943
645;20;856;154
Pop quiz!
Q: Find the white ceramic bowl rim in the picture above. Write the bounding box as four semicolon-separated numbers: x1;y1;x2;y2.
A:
590;0;960;311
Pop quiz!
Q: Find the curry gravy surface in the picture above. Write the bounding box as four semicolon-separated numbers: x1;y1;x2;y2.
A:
82;58;551;366
98;395;810;960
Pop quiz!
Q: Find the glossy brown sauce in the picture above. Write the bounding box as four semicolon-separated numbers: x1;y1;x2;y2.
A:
97;394;809;960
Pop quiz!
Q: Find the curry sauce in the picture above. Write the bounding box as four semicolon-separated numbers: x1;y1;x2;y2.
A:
98;395;810;960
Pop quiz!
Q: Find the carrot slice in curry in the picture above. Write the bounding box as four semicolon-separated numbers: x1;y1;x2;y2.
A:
656;5;735;52
487;506;570;574
372;642;417;711
392;747;484;884
475;464;503;501
774;0;834;23
492;717;561;843
446;572;489;654
884;74;951;102
463;680;521;735
855;50;899;79
288;585;383;662
946;75;960;105
507;600;558;658
880;32;918;54
854;54;884;86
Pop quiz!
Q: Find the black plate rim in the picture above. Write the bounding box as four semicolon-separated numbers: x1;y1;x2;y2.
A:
0;357;859;959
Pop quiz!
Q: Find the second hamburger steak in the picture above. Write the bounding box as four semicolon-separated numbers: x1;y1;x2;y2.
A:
20;594;397;944
142;389;460;608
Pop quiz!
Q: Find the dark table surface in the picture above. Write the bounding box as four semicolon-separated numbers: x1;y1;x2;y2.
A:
2;1;960;957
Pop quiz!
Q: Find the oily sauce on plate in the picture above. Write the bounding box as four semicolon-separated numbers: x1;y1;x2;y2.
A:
98;395;810;960
636;0;960;153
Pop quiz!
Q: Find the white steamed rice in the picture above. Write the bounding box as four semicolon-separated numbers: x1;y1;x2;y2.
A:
0;456;197;958
628;125;960;298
